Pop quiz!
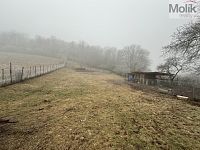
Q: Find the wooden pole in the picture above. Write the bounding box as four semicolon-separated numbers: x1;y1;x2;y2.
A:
10;62;12;83
192;86;195;100
30;66;31;77
40;65;41;76
21;67;24;81
2;69;4;81
35;66;36;76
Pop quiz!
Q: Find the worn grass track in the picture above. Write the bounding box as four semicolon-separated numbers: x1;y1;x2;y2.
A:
0;68;200;150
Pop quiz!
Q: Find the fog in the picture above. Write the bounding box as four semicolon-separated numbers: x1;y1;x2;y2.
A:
0;0;189;70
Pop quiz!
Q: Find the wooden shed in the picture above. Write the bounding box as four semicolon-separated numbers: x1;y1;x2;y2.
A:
128;72;172;86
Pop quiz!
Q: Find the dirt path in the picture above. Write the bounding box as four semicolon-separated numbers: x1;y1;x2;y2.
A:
0;69;200;150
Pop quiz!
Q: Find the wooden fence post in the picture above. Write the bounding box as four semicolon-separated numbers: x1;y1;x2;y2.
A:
192;86;195;100
30;66;31;77
35;66;36;76
40;65;41;76
21;67;24;81
10;62;12;83
2;69;4;81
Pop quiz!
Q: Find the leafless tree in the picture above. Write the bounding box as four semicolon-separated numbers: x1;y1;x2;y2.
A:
103;47;117;71
0;32;151;73
157;57;188;81
121;45;150;72
163;21;200;74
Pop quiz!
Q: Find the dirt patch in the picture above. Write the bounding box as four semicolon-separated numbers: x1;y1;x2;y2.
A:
75;68;95;73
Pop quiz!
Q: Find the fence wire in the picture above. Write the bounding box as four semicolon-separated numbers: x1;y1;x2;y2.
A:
129;78;200;100
0;63;65;87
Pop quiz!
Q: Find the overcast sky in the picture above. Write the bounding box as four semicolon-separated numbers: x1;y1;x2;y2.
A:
0;0;190;70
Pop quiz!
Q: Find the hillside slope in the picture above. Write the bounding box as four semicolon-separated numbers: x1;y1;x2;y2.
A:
0;69;200;149
0;52;62;69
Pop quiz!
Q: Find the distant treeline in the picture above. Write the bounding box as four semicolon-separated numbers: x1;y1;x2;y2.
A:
0;32;151;73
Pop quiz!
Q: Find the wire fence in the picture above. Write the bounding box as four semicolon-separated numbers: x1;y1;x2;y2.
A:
0;62;65;87
157;79;200;101
129;78;200;101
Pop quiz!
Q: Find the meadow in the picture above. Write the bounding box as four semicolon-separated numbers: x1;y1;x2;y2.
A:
0;68;199;150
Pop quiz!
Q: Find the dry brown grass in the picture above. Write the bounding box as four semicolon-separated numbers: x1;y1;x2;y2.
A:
0;52;61;69
0;68;200;150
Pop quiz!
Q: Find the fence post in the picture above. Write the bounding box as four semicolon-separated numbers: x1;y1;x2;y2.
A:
192;86;195;100
30;66;31;77
40;65;41;76
10;62;12;83
35;66;36;76
21;67;24;81
2;69;4;81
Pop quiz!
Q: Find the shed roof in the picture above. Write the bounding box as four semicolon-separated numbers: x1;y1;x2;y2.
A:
131;72;173;76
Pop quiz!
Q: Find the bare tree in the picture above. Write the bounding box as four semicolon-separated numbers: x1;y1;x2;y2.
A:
157;57;188;81
163;21;200;74
0;32;151;74
103;47;117;71
121;45;150;72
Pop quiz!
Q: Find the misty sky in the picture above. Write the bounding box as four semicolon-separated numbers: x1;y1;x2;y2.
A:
0;0;189;70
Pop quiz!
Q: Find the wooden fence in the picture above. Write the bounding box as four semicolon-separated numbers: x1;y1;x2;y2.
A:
127;78;200;101
0;62;65;87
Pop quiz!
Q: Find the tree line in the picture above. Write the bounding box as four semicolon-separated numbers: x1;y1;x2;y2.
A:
0;32;151;74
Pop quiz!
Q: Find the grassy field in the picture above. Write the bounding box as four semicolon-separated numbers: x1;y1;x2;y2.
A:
0;52;61;69
0;68;200;150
